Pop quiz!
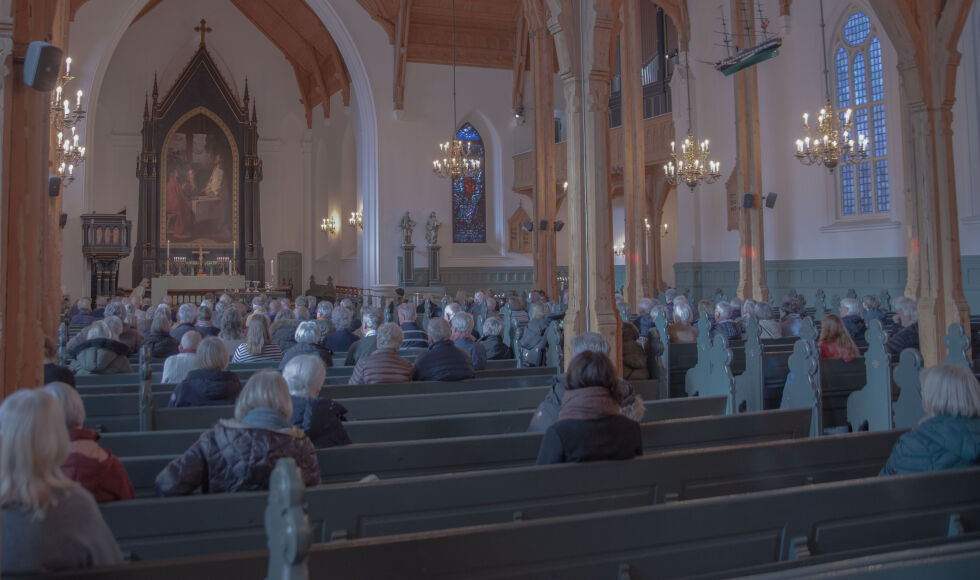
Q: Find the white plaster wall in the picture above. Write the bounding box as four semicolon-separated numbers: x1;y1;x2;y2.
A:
954;1;980;255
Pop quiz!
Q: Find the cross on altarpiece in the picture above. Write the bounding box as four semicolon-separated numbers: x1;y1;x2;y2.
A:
194;19;212;47
192;247;210;275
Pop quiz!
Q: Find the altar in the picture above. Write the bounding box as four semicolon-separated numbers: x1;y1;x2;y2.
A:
152;275;246;304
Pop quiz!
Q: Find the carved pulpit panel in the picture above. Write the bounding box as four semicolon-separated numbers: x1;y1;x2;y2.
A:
507;204;532;254
82;213;132;299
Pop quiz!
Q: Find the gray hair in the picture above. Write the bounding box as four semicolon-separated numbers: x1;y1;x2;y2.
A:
219;308;245;340
195;337;230;371
780;298;802;316
482;316;503;337
294;296;309;310
397;302;416;323
362;308;381;331
294;320;320;344
427;317;452;342
451;311;474;334
530;302;550;319
43;382;86;430
920;364;980;418
86;320;112;340
729;297;743;308
197;305;213;322
316;300;333;318
180;330;202;351
673;303;693;324
251;296;265;311
103;316;123;339
177;303;198;324
104;302;124;319
742;299;758;316
840;297;861;316
570;332;610;355
283;355;326;397
235;371;293;421
443;302;461;320
715;301;732;321
332;307;353;330
151;311;172;334
664;289;678;302
637;298;654;314
294;306;311;321
897;297;919;322
755;302;775;320
376;322;404;350
76;297;92;313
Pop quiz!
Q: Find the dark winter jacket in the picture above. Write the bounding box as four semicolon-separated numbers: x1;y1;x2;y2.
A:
630;313;654;338
289;396;352;449
454;337;487;370
842;314;867;342
349;348;414;384
322;328;360;354
169;369;243;407
412;340;475;381
144;332;180;359
170;322;197;342
621;341;649;380
400;322;429;349
536;415;643;464
862;308;888;325
194;323;221;337
711;320;741;341
279;342;334;371
69;338;133;375
519;317;550;366
344;334;378;366
70;313;95;325
478;335;513;360
118;328;143;354
154;414;321;495
885;323;919;357
271;320;302;353
528;375;643;433
44;363;76;387
61;429;135;503
880;414;980;476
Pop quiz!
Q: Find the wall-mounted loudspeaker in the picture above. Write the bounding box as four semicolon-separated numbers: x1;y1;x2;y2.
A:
765;192;778;208
742;193;754;209
48;174;62;197
59;213;68;229
23;41;63;92
522;221;534;232
554;220;565;232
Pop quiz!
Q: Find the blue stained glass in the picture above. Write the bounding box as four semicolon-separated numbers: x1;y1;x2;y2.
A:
875;160;890;212
452;123;487;243
836;47;850;108
842;165;856;215
853;53;867;106
869;37;884;101
844;12;871;46
872;104;887;157
858;162;873;214
855;107;869;144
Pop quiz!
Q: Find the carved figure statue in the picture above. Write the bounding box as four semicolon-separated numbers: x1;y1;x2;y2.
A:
399;212;416;246
425;211;442;246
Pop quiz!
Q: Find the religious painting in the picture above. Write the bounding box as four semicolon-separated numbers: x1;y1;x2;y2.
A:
160;107;239;247
452;123;487;243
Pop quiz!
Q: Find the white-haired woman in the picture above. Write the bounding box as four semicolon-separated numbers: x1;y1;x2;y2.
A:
314;300;336;338
156;370;321;495
143;310;180;359
667;302;698;343
284;355;351;448
44;382;134;502
0;389;122;574
881;364;980;475
232;314;283;363
518;302;551;366
478;316;513;360
69;320;133;375
279;320;334;370
171;337;243;407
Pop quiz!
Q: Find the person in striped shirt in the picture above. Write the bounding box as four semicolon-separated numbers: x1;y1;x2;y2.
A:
232;314;283;363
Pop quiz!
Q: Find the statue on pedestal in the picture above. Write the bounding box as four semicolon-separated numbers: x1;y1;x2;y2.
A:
399;212;416;247
425;211;442;247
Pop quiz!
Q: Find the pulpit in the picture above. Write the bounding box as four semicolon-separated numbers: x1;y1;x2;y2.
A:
82;213;132;298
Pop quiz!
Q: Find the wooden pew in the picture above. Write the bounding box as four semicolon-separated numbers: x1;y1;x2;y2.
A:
53;465;980;579
99;430;902;562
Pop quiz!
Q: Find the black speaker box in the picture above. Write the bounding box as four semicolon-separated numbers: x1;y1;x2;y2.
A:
765;192;778;208
59;213;68;229
48;174;62;197
23;41;63;92
742;193;754;209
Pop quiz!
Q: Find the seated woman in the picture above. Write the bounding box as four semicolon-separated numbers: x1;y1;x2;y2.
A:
881;364;980;476
755;302;783;339
69;320;132;375
536;350;643;464
155;370;321;495
519;302;551;366
621;322;649;380
478;316;513;360
283;355;351;448
218;307;247;354
143;310;180;359
279;321;334;370
667;303;698;343
232;314;283;363
161;330;202;384
170;337;242;407
43;382;134;502
0;389;122;574
817;314;859;362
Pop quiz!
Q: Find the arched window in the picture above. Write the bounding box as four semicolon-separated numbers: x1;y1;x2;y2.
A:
452;123;486;243
836;11;889;217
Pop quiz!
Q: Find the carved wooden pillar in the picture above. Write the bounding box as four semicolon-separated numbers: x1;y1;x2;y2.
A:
732;0;769;302
645;172;667;293
549;0;621;367
526;0;558;300
620;0;646;304
42;2;68;337
869;0;972;366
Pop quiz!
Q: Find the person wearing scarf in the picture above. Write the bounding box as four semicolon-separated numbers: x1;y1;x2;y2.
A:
536;350;643;464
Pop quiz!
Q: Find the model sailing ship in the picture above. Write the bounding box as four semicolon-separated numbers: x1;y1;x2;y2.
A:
714;2;782;76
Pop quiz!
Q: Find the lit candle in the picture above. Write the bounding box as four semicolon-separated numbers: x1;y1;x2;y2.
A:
76;90;83;107
802;112;808;125
670;141;675;153
65;57;71;75
796;139;804;153
63;100;70;117
167;239;171;263
80;147;86;157
73;134;78;148
56;85;62;102
68;164;73;176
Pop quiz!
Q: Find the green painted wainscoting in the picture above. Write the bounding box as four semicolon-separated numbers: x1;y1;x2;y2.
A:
409;266;628;297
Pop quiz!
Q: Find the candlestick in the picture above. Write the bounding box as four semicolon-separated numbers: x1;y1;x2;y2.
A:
65;57;71;75
166;240;172;275
76;90;82;107
232;240;237;275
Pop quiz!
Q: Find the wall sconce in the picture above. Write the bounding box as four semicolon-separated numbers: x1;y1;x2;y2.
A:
644;218;652;234
563;181;569;193
320;216;337;234
614;243;626;257
348;210;363;230
662;222;669;238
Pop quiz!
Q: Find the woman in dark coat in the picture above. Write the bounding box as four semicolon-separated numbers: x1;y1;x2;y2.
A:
169;337;242;407
518;302;551;366
155;371;321;495
68;321;133;375
621;322;649;380
283;355;351;449
536;350;643;465
143;310;180;359
478;316;513;360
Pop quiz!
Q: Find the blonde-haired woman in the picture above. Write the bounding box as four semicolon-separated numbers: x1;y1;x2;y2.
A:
155;370;321;495
232;314;283;363
0;389;122;574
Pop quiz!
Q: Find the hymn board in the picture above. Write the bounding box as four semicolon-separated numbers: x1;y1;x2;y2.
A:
133;21;265;284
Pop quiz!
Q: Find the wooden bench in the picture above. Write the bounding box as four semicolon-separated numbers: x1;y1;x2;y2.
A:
99;430;902;562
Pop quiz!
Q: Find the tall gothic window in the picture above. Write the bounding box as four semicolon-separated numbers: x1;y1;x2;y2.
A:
836;11;889;217
452;123;487;243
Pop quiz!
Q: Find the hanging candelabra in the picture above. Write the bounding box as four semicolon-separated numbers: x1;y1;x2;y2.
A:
664;51;721;189
50;56;87;186
432;0;480;179
793;0;868;170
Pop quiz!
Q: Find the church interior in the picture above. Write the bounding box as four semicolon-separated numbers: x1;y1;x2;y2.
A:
1;0;980;577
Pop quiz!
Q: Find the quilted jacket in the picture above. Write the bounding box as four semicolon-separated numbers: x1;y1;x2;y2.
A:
880;414;980;476
69;339;132;375
412;340;475;381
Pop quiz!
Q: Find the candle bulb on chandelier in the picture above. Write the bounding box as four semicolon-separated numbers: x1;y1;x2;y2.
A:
65;57;71;75
76;90;82;107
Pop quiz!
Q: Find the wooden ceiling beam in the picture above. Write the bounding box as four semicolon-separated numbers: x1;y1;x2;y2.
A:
512;8;528;113
356;0;398;43
394;0;413;112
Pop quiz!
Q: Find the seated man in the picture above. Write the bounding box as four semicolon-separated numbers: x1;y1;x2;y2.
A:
862;294;888;325
349;323;414;384
344;308;381;366
280;321;334;370
518;302;551;366
91;296;108;319
711;301;741;341
451;312;486;370
839;297;866;342
398;302;428;349
322;307;360;354
412;318;475;381
779;298;805;337
885;297;919;357
170;303;199;342
70;298;95;326
162;331;202;384
629;298;655;338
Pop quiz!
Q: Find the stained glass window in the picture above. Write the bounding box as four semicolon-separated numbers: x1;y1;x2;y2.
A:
452;123;487;243
835;12;889;217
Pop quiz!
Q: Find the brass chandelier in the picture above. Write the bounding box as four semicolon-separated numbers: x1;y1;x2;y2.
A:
793;0;868;170
664;51;720;190
432;0;480;179
50;56;87;186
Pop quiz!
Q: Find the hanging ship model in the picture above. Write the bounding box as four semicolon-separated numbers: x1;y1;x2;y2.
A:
714;2;782;76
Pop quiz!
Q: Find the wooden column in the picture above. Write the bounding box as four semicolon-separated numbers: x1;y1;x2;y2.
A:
2;0;63;397
42;1;68;337
731;0;769;302
870;0;972;366
620;0;646;304
645;172;668;293
525;0;558;300
549;0;621;366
